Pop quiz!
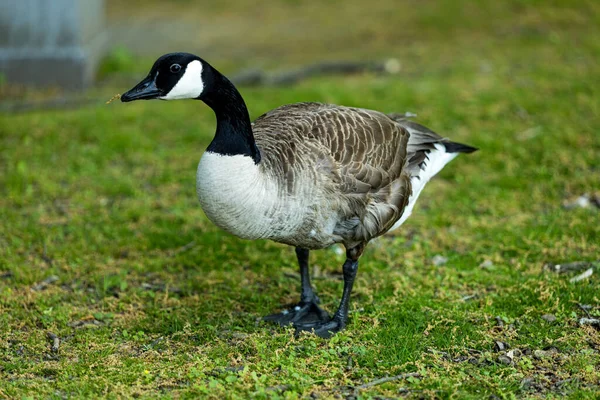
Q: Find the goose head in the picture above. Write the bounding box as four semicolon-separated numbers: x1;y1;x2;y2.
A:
121;52;260;162
121;52;209;102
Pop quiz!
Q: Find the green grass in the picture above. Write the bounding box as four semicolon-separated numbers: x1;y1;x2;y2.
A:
1;0;600;398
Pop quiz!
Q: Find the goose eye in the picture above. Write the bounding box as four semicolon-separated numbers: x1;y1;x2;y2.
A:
170;64;182;73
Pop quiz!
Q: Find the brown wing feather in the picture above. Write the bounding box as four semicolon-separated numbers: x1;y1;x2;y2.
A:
252;102;412;244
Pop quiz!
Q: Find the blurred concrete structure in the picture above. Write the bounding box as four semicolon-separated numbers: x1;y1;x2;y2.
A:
0;0;107;89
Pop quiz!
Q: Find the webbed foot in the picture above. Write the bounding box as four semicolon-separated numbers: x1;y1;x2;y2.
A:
263;301;330;326
294;316;346;339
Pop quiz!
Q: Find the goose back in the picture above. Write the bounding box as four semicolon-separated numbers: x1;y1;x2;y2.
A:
251;102;413;248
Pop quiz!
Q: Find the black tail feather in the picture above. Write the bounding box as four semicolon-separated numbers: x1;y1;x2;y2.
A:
443;141;478;154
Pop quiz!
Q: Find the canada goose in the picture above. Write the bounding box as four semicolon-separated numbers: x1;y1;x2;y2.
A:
121;52;477;338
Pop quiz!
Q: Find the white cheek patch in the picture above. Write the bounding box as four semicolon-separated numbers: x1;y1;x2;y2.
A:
161;60;204;100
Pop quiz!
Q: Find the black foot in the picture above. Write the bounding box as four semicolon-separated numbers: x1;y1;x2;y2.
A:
263;301;330;326
294;317;346;339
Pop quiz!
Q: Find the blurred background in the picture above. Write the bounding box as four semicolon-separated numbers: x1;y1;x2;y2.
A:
2;0;598;100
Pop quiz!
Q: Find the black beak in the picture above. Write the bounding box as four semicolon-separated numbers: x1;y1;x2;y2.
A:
121;75;163;102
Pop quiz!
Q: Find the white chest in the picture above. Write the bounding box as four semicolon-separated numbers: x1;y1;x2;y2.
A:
196;152;307;240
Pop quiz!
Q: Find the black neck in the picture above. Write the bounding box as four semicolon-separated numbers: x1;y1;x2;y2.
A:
202;71;261;163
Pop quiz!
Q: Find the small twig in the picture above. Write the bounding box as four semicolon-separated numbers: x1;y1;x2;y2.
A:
569;268;593;283
266;384;290;392
466;348;483;354
461;294;478;302
553;378;577;388
106;93;121;104
68;319;103;328
46;332;60;353
577;303;592;318
31;275;59;291
427;348;449;357
579;318;600;327
169;241;197;256
41;243;53;267
356;372;420;390
545;261;599;274
231;59;401;87
139;336;165;354
346;355;354;371
141;282;182;294
0;271;13;279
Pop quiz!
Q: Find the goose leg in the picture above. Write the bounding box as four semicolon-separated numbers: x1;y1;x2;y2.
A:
295;243;365;338
263;247;330;326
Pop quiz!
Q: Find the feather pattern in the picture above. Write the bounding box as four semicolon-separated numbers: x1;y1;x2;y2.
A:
214;102;411;248
197;101;476;250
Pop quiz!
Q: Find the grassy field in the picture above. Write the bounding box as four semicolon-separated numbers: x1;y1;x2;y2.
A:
1;0;599;398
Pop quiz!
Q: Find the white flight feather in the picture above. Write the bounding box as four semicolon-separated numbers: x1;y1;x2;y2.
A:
390;143;458;231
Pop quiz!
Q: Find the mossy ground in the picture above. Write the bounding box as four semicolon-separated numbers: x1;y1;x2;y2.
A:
1;0;599;398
